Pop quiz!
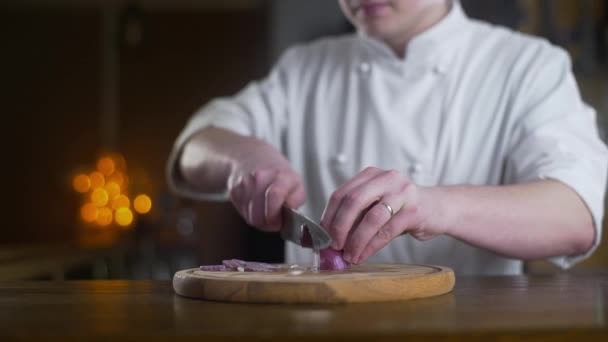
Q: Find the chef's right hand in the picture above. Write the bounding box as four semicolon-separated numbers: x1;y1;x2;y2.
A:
227;150;306;232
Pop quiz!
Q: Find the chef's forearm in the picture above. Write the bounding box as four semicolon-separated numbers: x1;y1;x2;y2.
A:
428;180;595;260
178;127;267;194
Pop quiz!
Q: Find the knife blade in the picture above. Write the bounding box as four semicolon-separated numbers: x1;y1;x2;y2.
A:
280;207;332;250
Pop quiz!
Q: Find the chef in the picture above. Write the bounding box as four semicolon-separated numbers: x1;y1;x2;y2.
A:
166;0;608;275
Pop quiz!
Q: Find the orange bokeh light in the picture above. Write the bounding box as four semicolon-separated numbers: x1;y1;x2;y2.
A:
97;156;116;176
104;181;121;200
89;171;105;189
115;207;134;227
112;194;130;210
134;194;152;214
110;153;127;171
96;207;113;226
91;188;109;207
107;171;125;188
73;174;91;193
80;203;98;222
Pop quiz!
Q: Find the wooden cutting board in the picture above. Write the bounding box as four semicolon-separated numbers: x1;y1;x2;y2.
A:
173;264;454;304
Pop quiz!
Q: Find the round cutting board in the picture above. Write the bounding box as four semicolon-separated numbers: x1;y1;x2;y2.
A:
173;264;454;304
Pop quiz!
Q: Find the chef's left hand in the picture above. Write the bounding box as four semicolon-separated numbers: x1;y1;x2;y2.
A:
320;167;444;264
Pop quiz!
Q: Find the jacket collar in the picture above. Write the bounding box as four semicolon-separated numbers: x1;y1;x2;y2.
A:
357;0;469;72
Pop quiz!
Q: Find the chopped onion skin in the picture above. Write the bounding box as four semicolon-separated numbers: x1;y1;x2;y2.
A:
199;265;228;271
198;259;280;272
319;249;350;271
199;252;349;273
300;226;313;248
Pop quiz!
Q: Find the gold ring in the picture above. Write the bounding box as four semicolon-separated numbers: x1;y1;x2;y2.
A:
379;202;394;217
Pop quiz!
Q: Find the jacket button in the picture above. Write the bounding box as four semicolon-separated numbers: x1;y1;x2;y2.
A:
409;163;423;174
359;62;371;74
333;153;348;164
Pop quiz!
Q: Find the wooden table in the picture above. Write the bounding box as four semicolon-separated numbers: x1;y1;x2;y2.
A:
1;273;607;341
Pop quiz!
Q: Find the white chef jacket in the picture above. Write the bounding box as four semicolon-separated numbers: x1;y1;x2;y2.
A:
167;1;608;275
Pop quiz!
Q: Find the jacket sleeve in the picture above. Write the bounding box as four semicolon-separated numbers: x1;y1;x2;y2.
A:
505;44;608;269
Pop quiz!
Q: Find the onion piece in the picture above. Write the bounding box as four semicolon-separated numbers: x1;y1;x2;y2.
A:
199;265;228;271
206;259;281;272
319;249;349;271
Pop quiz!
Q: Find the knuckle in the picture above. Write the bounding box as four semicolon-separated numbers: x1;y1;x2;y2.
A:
399;181;410;193
329;190;344;203
376;226;393;241
364;166;380;174
385;169;400;178
343;193;362;209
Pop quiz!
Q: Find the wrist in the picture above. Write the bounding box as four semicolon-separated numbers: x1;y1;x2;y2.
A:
419;185;456;236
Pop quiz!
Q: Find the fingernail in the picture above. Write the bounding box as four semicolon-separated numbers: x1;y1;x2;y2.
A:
343;252;352;263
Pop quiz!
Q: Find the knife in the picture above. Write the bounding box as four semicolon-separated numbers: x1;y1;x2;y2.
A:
280;207;332;250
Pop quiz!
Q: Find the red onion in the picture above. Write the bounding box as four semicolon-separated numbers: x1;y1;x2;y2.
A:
200;259;280;272
199;252;349;272
300;226;313;248
319;248;349;271
199;265;228;271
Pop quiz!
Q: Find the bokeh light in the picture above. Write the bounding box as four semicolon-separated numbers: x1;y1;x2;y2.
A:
108;171;125;188
134;194;152;214
115;207;134;227
89;171;105;189
73;174;91;193
96;207;113;226
97;156;116;176
112;194;130;210
91;188;109;207
110;153;127;171
104;181;121;200
73;152;153;229
80;203;98;222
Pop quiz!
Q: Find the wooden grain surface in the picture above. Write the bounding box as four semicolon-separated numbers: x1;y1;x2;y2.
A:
173;264;455;303
1;273;607;341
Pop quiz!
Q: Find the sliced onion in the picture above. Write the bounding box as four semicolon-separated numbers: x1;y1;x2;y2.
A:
319;249;349;271
201;259;281;272
199;265;228;271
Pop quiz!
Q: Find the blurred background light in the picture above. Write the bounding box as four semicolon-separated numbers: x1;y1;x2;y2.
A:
108;171;126;188
96;207;113;226
80;203;99;223
134;194;152;214
104;181;121;200
115;207;134;227
73;174;91;193
112;194;130;210
91;188;109;207
96;156;116;176
89;171;106;189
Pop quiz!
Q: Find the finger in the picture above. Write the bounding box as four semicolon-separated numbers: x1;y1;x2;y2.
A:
343;196;400;263
285;181;306;209
229;178;250;222
329;170;408;250
248;169;277;228
320;166;382;230
265;173;299;229
356;206;419;263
